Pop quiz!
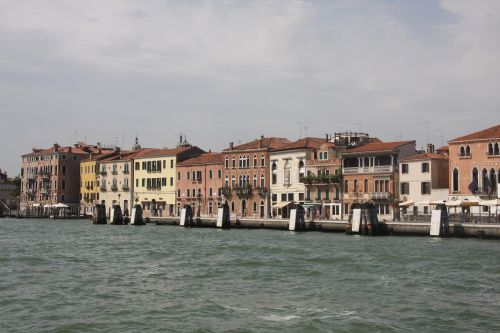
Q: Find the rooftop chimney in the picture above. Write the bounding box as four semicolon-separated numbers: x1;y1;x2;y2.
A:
427;143;435;153
260;135;264;148
229;142;234;150
53;143;60;152
325;134;329;142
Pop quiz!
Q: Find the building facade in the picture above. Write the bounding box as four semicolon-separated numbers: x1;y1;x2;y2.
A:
20;143;111;213
399;144;449;215
222;137;290;218
342;141;417;220
269;137;327;218
176;152;224;217
448;125;500;204
133;146;204;217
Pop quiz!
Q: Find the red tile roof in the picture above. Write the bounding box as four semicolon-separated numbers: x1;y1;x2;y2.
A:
271;137;330;152
401;152;448;162
177;152;223;167
449;124;500;143
100;149;151;162
23;144;114;157
133;147;192;159
344;141;415;154
224;137;291;151
436;145;449;151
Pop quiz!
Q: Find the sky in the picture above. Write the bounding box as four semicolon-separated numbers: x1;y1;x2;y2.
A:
1;0;499;176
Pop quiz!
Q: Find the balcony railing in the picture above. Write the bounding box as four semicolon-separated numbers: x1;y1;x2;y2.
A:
343;165;393;174
221;187;232;197
100;170;107;175
235;186;252;198
111;184;118;191
100;185;107;191
122;184;130;190
370;192;391;199
111;169;118;175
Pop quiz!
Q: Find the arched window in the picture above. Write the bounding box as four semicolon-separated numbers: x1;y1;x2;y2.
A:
261;154;265;167
453;168;459;192
232;157;236;168
239;175;243;187
271;162;277;185
488;143;494;156
344;179;349;193
225;157;229;169
466;145;471;156
253;174;257;187
490;169;497;193
460;146;465;157
239;156;242;168
231;201;234;212
482;168;488;192
364;179;368;193
253;202;257;212
253;155;257;167
231;175;236;187
246;155;250;167
299;160;305;179
260;174;265;187
495;143;500;155
225;175;229;187
353;179;358;192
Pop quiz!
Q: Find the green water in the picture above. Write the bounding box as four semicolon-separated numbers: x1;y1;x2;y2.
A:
1;218;499;333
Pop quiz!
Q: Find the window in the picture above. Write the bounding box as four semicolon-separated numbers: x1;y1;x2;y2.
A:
287;193;294;201
142;178;145;187
170;177;173;186
61;180;66;189
261;155;265;167
325;189;330;200
171;160;174;168
62;166;66;174
260;174;265;187
177;189;181;197
364;179;368;193
281;193;287;201
142;161;146;170
209;188;213;197
316;189;321;200
421;182;431;195
460;146;465;157
218;170;222;178
196;171;202;181
178;172;181;180
187;172;190;180
421;163;429;173
401;182;409;195
225;158;229;169
162;178;167;186
254;155;257;167
232;157;236;168
209;170;213;179
271;162;277;184
466;145;471;156
187;189;190;197
402;163;408;174
344;179;349;192
136;179;139;187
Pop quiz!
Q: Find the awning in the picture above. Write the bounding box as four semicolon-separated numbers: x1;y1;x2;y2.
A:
272;201;292;209
430;200;446;205
479;199;500;206
446;199;479;207
32;203;42;207
399;200;414;207
53;203;69;208
414;200;430;207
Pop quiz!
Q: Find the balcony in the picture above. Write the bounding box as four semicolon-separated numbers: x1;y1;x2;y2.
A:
342;165;393;174
221;187;232;197
111;169;118;175
123;168;129;174
111;184;118;191
370;192;391;200
257;187;267;197
27;174;36;180
122;184;130;191
99;170;107;175
40;188;49;194
100;185;107;191
235;186;252;199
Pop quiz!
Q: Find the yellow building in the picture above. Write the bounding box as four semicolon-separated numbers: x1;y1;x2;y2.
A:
133;146;204;217
80;151;115;216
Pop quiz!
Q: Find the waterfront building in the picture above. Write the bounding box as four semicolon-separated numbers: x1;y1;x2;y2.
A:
268;137;327;218
97;148;147;218
133;142;204;217
342;140;417;220
448;125;500;210
222;136;290;218
80;151;119;216
0;169;7;183
399;144;449;215
20;143;113;213
0;170;16;214
176;152;223;217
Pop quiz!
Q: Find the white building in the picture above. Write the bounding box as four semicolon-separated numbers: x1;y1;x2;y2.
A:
269;138;327;218
399;147;449;215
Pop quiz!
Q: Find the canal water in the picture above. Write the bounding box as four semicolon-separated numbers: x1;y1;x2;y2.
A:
1;218;499;333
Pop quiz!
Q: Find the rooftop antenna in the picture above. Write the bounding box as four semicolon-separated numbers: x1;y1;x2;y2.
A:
436;129;444;146
421;120;429;145
299;121;302;139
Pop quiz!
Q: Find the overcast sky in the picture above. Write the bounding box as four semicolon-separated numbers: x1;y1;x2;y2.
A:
1;0;499;176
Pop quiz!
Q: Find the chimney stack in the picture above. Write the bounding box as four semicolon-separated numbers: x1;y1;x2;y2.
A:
229;142;234;150
53;143;60;152
427;143;435;153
